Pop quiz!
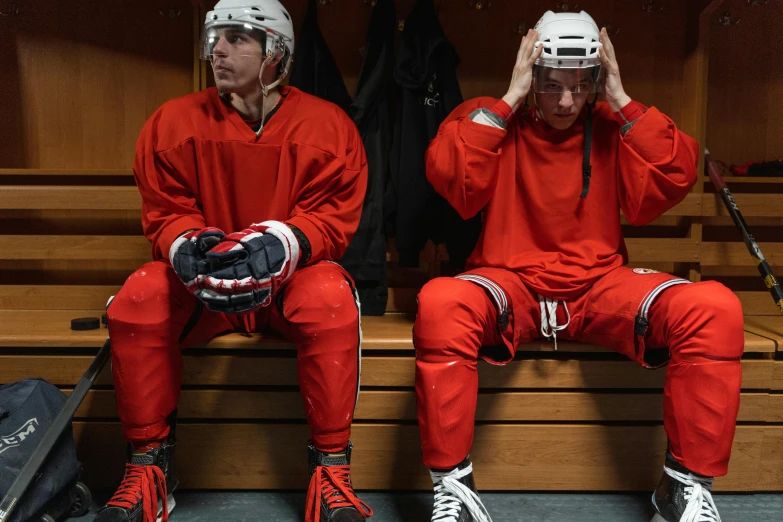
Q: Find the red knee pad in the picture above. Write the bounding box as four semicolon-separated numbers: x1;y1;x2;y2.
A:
285;274;359;336
664;282;744;361
414;277;490;352
107;261;186;329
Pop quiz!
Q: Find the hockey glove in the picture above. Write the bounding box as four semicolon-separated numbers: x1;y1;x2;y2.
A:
198;221;300;314
169;227;226;293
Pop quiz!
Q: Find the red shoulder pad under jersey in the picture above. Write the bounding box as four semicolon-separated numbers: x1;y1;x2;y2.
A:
616;106;699;225
426;97;509;220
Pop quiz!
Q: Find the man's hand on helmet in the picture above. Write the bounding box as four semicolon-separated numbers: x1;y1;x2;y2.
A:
502;29;544;112
598;27;631;112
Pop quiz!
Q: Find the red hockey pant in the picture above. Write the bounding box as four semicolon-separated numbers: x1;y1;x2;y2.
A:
414;266;744;477
107;260;360;453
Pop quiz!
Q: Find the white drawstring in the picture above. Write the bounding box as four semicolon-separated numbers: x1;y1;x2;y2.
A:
538;295;570;350
430;463;492;522
662;465;720;522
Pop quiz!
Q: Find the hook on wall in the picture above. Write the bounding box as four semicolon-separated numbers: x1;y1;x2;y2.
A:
318;0;333;5
468;0;491;10
556;1;578;11
641;0;664;13
514;21;527;35
0;1;19;16
159;8;182;19
717;10;741;26
363;0;378;6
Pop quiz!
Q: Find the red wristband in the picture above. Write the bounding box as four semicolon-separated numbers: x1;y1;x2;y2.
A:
490;100;514;121
613;100;647;125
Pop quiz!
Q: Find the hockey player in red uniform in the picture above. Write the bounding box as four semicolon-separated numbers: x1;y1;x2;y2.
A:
416;11;741;522
95;1;374;521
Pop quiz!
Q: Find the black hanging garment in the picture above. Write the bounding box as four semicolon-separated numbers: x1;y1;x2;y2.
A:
343;0;396;315
386;0;481;272
289;0;393;315
288;0;352;113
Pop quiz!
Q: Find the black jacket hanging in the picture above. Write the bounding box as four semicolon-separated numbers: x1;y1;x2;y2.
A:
341;0;396;315
387;0;481;271
288;0;352;114
288;0;393;315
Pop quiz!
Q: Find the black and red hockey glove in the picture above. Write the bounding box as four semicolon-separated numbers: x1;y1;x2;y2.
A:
168;227;226;293
197;221;301;314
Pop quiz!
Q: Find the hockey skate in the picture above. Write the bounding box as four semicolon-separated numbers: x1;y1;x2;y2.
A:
429;457;492;522
305;442;374;522
94;438;178;522
651;453;721;522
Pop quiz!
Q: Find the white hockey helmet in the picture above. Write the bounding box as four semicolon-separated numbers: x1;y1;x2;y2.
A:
532;11;604;94
201;0;294;75
533;10;601;69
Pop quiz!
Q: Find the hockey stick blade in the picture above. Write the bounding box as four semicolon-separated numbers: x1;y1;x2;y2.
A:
0;338;111;522
705;151;783;315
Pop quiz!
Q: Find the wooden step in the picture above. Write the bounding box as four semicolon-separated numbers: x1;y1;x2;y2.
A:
0;186;141;210
701;241;783;266
774;362;783;391
71;423;783;492
744;316;783;349
0;169;132;176
0;235;150;261
702;193;783;217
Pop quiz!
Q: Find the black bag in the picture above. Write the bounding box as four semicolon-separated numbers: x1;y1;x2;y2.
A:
0;379;88;522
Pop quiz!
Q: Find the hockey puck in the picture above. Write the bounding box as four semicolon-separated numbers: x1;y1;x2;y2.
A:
71;317;100;331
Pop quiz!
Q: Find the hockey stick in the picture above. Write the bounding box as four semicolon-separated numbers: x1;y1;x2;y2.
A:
704;150;783;315
0;338;111;522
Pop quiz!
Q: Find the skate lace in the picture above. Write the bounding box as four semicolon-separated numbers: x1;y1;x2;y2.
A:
663;466;720;522
305;464;374;522
106;463;169;522
430;463;492;522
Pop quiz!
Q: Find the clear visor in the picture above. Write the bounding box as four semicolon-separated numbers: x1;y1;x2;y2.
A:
531;65;604;94
200;23;266;60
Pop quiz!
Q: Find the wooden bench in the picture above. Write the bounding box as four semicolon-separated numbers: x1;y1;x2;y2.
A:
1;169;782;493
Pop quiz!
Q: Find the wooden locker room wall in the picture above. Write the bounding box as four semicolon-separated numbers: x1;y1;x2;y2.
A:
0;0;194;169
0;0;707;169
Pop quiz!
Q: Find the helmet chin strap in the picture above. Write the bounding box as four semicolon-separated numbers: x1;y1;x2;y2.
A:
529;91;598;200
255;55;277;138
255;48;291;138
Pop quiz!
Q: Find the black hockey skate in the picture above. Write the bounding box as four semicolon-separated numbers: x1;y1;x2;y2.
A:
429;456;492;522
94;438;178;522
305;442;374;522
651;453;721;522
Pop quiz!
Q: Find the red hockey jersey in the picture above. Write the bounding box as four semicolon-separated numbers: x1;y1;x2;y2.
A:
134;86;368;264
426;99;699;300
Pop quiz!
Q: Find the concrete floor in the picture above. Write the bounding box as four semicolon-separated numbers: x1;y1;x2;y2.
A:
70;491;783;521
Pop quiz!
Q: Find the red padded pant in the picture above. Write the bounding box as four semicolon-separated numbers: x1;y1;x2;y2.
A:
107;260;361;453
414;266;744;477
